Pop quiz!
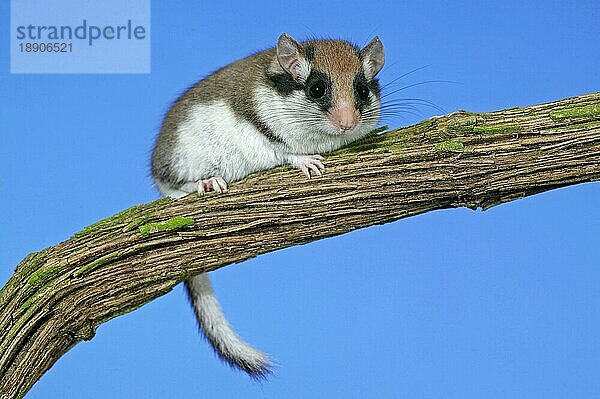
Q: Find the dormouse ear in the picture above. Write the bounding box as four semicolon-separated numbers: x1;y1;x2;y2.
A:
277;33;308;82
361;36;385;80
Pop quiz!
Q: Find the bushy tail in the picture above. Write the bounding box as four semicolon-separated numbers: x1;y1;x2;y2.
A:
185;273;272;379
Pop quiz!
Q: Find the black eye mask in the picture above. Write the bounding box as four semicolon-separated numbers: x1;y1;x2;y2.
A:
353;71;380;113
304;69;332;111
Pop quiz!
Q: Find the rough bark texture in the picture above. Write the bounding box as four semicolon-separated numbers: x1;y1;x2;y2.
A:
1;93;600;398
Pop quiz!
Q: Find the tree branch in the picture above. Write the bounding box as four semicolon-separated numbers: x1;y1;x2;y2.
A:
1;93;599;398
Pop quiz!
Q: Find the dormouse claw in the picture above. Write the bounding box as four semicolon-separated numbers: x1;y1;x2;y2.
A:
288;154;325;178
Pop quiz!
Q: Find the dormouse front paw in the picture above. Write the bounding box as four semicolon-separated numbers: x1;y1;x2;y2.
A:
288;154;325;178
180;177;228;195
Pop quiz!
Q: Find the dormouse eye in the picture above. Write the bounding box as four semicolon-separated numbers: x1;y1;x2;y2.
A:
309;80;327;99
356;83;370;101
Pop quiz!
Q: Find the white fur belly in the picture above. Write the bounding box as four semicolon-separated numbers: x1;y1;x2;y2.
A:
175;101;284;183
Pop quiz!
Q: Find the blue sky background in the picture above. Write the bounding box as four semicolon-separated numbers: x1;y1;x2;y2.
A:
1;1;599;398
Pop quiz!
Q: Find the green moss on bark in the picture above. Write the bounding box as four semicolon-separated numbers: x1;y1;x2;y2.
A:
28;264;63;288
473;124;519;134
550;104;600;120
435;139;464;153
139;216;194;236
74;253;120;277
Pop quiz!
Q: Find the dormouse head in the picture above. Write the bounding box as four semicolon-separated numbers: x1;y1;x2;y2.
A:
270;33;384;136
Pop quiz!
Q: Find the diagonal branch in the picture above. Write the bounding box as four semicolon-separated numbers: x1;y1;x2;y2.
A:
1;93;600;398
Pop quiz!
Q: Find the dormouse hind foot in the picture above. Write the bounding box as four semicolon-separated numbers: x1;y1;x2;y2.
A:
180;177;228;195
288;154;325;178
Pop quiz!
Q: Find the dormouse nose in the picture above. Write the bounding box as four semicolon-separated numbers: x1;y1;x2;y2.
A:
329;101;359;132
